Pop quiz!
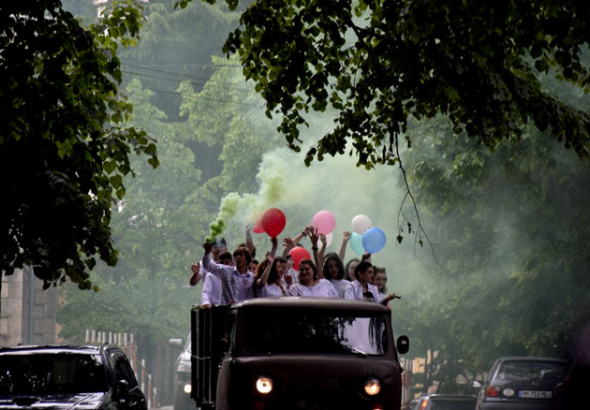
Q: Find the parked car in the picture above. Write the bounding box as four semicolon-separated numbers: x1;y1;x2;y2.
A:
475;356;568;410
169;334;192;410
0;344;146;410
416;394;477;410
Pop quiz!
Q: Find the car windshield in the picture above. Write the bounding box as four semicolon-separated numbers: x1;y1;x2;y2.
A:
0;352;108;395
496;360;567;384
242;309;389;355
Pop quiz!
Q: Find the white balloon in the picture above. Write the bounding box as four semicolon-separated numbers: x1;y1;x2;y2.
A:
324;232;334;247
351;214;372;235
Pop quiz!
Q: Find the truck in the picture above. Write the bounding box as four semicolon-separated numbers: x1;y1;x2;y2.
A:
190;297;410;410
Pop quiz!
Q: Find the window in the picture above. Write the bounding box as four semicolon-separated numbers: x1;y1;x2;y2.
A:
114;356;138;389
0;353;107;395
497;361;567;383
242;309;389;355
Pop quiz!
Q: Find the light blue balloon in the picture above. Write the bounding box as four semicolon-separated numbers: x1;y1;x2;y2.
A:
350;232;365;255
362;227;386;254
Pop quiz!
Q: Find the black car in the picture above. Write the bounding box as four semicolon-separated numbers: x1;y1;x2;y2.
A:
476;356;567;410
169;334;192;410
0;344;147;410
416;394;477;410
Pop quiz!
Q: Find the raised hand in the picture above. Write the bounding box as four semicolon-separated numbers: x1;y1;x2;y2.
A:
342;230;351;242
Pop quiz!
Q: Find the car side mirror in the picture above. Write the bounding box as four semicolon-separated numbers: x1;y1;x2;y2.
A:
472;380;482;388
116;379;130;398
396;335;410;354
169;338;183;350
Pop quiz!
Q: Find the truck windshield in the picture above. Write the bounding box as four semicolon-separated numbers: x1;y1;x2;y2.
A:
242;309;389;355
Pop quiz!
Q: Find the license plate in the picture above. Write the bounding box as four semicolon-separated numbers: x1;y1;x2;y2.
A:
518;390;552;398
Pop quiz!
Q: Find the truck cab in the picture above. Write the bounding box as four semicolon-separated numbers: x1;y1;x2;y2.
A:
191;297;409;410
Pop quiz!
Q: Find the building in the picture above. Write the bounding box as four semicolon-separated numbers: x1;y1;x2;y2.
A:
0;267;58;346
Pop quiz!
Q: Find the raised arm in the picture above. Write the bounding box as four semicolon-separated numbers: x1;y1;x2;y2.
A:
281;236;295;258
292;225;313;245
245;225;255;256
189;263;201;286
201;242;228;278
269;236;278;257
309;228;322;276
256;254;274;288
318;234;327;266
338;231;351;261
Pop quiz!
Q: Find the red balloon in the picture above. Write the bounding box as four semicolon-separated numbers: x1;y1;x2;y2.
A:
289;247;311;270
261;208;286;238
252;218;265;234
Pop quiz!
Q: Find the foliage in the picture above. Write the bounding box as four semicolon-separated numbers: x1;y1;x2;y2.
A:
178;54;283;195
0;0;158;289
399;111;590;390
58;79;209;357
186;0;590;168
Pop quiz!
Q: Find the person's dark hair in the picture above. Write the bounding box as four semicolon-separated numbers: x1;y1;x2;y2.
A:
374;267;388;293
298;259;318;281
344;258;360;280
323;253;345;280
268;256;287;295
233;247;252;264
354;261;373;278
218;251;232;262
251;259;259;266
214;237;227;249
253;259;270;297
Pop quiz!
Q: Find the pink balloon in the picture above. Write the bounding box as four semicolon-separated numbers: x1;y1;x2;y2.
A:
289;247;311;270
312;210;336;235
261;208;286;238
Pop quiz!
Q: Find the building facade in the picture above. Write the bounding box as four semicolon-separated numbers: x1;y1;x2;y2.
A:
0;268;58;346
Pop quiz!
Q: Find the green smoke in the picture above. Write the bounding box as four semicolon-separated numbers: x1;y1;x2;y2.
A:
206;192;240;242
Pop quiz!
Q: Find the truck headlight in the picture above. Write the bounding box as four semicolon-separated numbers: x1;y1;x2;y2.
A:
364;378;381;396
183;384;192;394
255;376;273;394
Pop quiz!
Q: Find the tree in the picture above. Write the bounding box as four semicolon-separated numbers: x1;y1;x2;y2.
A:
398;107;590;390
185;0;590;167
59;79;210;371
0;0;158;290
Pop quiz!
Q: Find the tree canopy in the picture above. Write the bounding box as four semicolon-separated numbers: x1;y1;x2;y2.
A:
0;0;158;289
187;0;590;167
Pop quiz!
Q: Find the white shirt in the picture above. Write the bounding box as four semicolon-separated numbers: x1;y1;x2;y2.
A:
288;279;338;298
344;280;385;303
202;254;254;305
329;279;350;298
258;282;287;297
201;273;222;306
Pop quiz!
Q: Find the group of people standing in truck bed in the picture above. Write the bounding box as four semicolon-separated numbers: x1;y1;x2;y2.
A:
190;225;398;308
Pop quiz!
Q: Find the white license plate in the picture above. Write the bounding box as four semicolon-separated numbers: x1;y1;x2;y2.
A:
518;390;552;398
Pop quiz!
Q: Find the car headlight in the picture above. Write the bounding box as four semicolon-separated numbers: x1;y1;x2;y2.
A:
255;376;273;394
364;378;381;396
